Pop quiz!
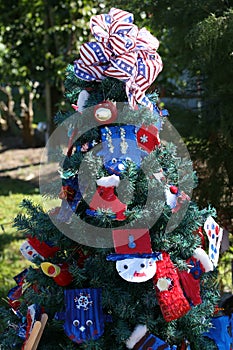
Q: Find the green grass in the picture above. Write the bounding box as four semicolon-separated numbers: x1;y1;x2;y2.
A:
0;178;42;303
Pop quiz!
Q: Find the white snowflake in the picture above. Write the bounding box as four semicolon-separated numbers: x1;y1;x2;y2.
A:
74;293;93;311
140;134;148;143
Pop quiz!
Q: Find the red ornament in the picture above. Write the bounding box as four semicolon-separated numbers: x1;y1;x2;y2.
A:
41;262;73;286
112;229;153;255
76;249;90;268
27;236;60;258
170;185;179;194
178;256;204;306
153;251;191;322
89;186;127;221
93;100;117;124
137;124;160;153
53;263;73;286
59;186;75;201
194;227;206;249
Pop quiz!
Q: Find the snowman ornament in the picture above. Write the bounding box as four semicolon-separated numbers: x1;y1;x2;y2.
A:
106;229;162;283
115;255;159;283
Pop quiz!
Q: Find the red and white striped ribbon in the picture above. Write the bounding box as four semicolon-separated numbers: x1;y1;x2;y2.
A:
74;8;163;110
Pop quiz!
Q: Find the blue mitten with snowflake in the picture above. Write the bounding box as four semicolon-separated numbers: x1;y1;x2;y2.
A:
55;288;104;344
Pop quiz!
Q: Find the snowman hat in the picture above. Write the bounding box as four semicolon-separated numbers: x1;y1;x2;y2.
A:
27;236;59;258
137;124;160;153
106;229;162;261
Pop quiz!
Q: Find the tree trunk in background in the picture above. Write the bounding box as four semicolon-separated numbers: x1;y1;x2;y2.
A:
0;86;22;135
20;91;35;148
45;80;52;139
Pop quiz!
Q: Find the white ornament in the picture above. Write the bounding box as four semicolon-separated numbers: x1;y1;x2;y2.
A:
165;185;178;209
96;174;120;187
76;90;90;112
156;277;172;291
193;247;213;272
95;107;111;122
204;216;223;267
116;257;157;283
126;324;148;349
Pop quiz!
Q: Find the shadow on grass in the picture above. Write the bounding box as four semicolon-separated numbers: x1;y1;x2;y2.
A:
0;176;39;196
0;162;41;174
0;231;24;251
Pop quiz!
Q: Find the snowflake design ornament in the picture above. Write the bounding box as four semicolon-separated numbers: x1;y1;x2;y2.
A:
55;288;105;343
136;124;160;152
74;292;93;310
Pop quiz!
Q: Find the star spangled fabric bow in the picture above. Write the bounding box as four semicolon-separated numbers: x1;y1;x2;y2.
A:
74;8;163;110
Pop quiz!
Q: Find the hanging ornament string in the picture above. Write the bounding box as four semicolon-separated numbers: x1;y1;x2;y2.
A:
74;8;163;111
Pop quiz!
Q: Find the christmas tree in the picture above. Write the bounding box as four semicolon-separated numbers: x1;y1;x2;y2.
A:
1;7;230;350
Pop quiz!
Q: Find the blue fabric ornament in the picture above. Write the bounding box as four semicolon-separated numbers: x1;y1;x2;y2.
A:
55;288;105;344
188;258;204;280
8;269;28;301
203;314;233;350
140;94;169;131
57;175;86;223
134;332;177;350
96;125;147;175
126;325;177;350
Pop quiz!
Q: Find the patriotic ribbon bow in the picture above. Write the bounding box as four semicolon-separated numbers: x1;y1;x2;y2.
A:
74;8;163;110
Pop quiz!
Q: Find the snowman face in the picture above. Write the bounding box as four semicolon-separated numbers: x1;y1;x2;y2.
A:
20;241;43;261
116;257;157;283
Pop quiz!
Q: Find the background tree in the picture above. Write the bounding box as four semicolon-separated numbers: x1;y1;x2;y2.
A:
0;0;105;145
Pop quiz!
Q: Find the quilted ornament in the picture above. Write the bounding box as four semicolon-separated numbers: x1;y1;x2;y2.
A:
153;252;191;322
